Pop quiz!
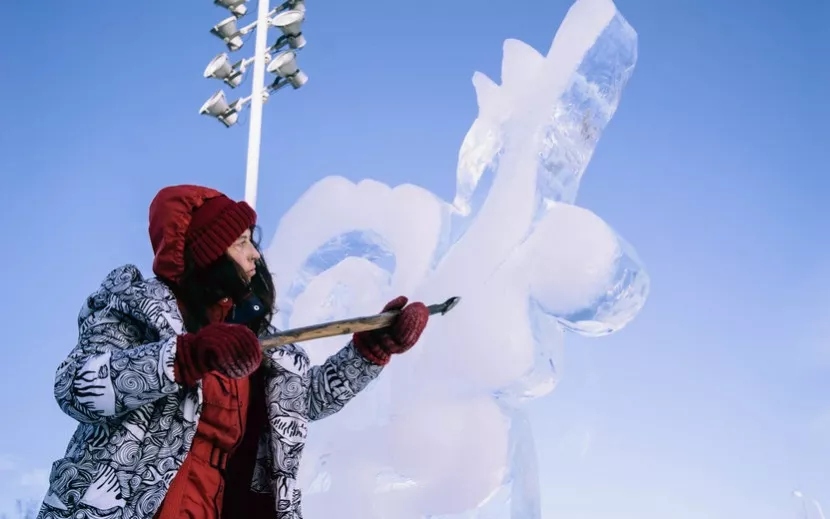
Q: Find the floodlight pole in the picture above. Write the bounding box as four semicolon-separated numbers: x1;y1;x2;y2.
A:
243;0;271;210
815;499;826;519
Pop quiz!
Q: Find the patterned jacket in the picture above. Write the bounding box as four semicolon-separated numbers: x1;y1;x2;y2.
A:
37;264;383;519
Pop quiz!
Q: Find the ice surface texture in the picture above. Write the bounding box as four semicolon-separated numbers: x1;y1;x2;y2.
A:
262;0;646;517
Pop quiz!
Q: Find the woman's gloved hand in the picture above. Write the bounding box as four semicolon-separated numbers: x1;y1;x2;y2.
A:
174;322;263;386
353;296;429;366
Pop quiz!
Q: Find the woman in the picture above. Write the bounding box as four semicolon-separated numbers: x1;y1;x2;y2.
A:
37;184;429;519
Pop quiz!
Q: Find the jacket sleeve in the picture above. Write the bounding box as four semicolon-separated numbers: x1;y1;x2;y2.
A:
306;341;384;421
53;305;181;425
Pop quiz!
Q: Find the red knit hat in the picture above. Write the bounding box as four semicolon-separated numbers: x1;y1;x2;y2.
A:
149;185;259;283
185;194;257;269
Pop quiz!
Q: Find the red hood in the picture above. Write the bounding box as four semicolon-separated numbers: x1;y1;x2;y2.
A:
148;184;223;284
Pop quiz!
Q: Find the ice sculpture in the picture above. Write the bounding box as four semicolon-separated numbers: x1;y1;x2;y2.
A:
262;0;646;517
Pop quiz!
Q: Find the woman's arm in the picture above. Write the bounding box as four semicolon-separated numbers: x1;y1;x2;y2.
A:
53;306;181;425
306;341;384;421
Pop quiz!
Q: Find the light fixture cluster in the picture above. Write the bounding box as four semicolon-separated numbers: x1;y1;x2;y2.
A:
200;0;309;127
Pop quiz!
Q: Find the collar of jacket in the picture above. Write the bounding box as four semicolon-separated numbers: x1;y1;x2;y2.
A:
226;293;266;325
173;291;265;329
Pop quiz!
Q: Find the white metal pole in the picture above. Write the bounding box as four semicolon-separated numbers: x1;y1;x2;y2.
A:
243;0;271;210
814;499;826;519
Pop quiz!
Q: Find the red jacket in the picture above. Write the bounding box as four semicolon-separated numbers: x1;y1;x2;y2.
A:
155;298;276;519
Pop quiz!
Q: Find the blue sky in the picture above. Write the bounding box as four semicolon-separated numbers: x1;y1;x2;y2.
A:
0;0;827;517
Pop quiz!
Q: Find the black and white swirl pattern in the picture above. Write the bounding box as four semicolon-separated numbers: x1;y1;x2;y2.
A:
38;264;385;519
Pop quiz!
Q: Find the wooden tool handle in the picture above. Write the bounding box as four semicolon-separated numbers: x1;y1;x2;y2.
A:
260;311;398;350
259;296;460;351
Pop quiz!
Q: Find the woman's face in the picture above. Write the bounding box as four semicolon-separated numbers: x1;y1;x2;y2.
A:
226;228;261;282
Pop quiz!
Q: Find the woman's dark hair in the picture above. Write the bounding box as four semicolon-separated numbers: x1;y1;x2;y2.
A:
171;225;276;336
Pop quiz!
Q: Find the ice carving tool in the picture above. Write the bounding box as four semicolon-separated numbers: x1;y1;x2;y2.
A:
259;296;461;350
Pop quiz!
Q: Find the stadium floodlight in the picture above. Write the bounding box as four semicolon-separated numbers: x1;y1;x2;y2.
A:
199;90;249;127
204;53;237;86
200;0;310;210
203;53;255;88
266;50;307;89
269;9;305;49
215;0;248;17
210;16;245;51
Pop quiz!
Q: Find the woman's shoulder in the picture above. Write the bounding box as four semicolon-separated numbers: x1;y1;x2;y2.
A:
85;264;173;306
79;264;182;335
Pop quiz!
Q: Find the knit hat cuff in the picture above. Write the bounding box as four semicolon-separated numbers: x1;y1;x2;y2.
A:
188;201;256;268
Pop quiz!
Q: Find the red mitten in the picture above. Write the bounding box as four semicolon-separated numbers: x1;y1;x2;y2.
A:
174;323;263;386
353;296;429;366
